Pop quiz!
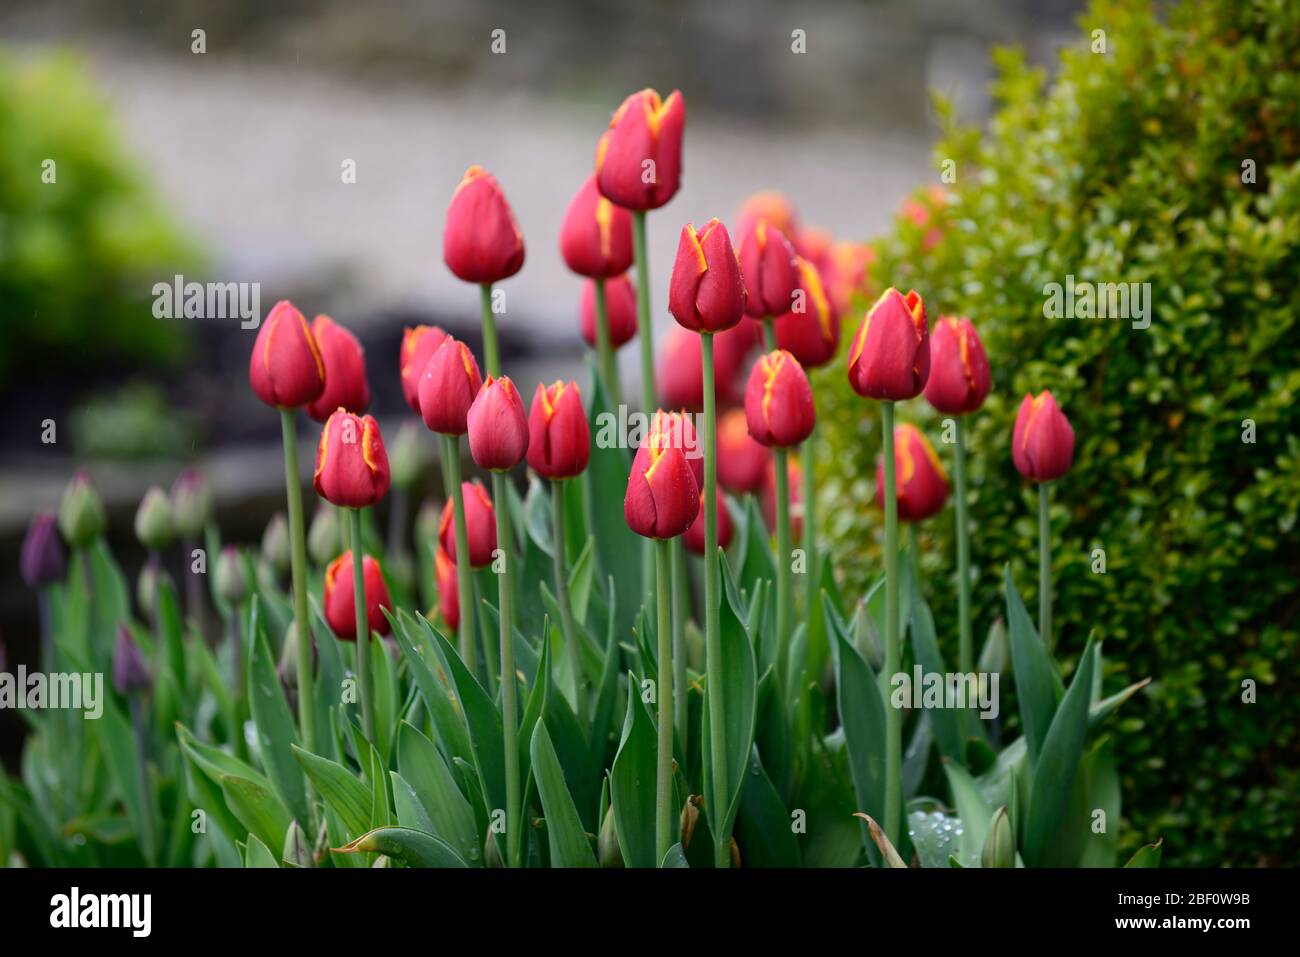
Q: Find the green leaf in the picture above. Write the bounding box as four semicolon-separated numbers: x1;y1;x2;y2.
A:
95;701;157;865
829;593;887;860
530;722;598;867
246;600;309;827
1003;565;1063;762
176;722;270;792
585;373;642;640
1125;839;1163;868
1078;738;1120;867
609;676;657;868
735;746;801;867
396;721;481;866
908;572;964;764
660;843;689;868
291;745;371;840
220;773;292;853
391;610;472;762
243;833;280;868
391;771;437;833
336;826;468;867
944;758;994;867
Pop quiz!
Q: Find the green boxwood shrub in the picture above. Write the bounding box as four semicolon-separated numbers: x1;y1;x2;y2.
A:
817;0;1299;866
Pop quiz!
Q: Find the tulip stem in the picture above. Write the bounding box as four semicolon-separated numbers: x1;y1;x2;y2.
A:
1039;481;1053;653
670;539;688;743
881;401;902;850
802;426;818;618
631;210;657;614
954;415;974;675
773;445;793;689
278;409;315;754
654;537;674;864
762;315;776;352
700;332;729;869
480;283;500;378
551;479;583;712
491;470;521;868
440;435;478;675
348;508;374;743
592;277;622;409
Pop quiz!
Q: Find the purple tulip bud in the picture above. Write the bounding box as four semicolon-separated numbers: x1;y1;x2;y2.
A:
112;625;151;696
21;512;66;590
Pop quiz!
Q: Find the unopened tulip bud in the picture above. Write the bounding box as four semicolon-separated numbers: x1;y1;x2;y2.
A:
388;420;429;490
744;350;816;449
307;315;371;423
923;316;991;415
169;468;212;541
595;88;684;211
307;504;340;566
580;275;638;349
313;410;391;508
625;412;701;540
58;472;105;548
775;257;840;368
598;804;623;868
435;547;459;630
738;218;799;318
875;424;949;522
982;805;1016;868
825;241;876;315
1012;391;1075;482
419;338;483;436
134;487;175;551
323;550;392;641
684;488;733;555
443;166;525;285
847;287;930;401
439;482;496;568
113;625;151;696
527;380;590;480
283;820;311;868
20;512;65;590
261;512;290;575
467;376;528;472
400;325;450;414
717;408;771;494
214;545;248;605
279;621;301;691
736;192;798;245
646;409;702;488
136;561;166;622
248;299;326;409
560;175;634;278
668;219;746;334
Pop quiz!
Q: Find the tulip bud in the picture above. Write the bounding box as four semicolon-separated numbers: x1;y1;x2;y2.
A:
795;225;832;272
467;376;529;472
560;175;634;278
418;338;483;436
846;287;930;401
169;468;212;541
306;315;370;423
136;560;166;621
435;547;459;631
283;820;312;868
443;166;525;285
20;512;65;590
981;805;1016;868
683;488;733;555
597;804;623;868
923;316;991;415
527;381;590;480
112;625;151;696
761;457;804;540
313;410;391;509
579;275;638;349
134;487;175;551
736;191;798;245
738;218;799;318
1012;391;1075;482
624;411;701;540
307;504;340;566
261;512;290;575
825;241;876;315
594;88;684;211
400;325;450;414
439;482;497;568
775;257;840;369
668;219;746;334
744;350;816;449
717;408;771;494
323;550;392;641
279;621;301;691
875;424;950;522
58;471;105;548
214;545;248;605
248;299;326;409
645;409;702;489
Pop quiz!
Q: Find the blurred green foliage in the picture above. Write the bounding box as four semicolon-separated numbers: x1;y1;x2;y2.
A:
818;0;1300;865
0;49;198;384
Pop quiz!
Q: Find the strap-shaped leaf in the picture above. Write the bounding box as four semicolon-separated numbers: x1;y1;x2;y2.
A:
908;573;964;764
246;601;309;828
1003;565;1064;762
336;826;467;868
530;722;597;867
609;675;657;868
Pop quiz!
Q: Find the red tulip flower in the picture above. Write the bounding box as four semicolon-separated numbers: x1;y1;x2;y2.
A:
657;324;752;411
580;275;638;348
595;88;685;211
744;350;816;448
400;325;450;414
443;166;525;285
1012;391;1075;482
761;456;803;540
738;218;799;319
668;219;747;334
847;287;930;401
736;191;799;246
467;375;528;471
249;299;325;409
923;316;991;415
717;408;771;493
774;257;840;369
795;226;832;274
313;410;391;508
419;337;483;435
435;547;459;630
439;482;496;567
644;409;703;489
624;413;701;540
323;550;392;640
527;380;590;479
307;315;370;422
560;175;634;278
875;423;950;522
825;241;876;315
684;488;733;555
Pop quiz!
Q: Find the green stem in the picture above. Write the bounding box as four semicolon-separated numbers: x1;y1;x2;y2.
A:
881;401;902;849
129;696;157;865
774;445;793;688
802;427;818;618
954;416;973;675
480;283;500;378
348;508;374;742
762;315;776;352
631;210;657;612
491;470;521;868
1039;481;1053;653
654;538;674;864
592;277;622;408
670;539;688;744
441;434;478;676
551;479;583;712
279;409;315;753
700;332;729;869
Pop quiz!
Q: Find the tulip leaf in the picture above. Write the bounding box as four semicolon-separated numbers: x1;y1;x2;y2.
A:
1125;839;1163;868
735;745;801;867
291;745;371;841
584;371;641;641
393;611;472;762
246;600;310;829
395;721;481;866
176;722;271;792
660;843;689;868
96;700;157;865
530;722;598;867
908;808;964;869
736;495;777;598
1078;738;1120;867
155;577;188;699
336;826;468;868
1003;565;1063;763
220;773;292;855
609;674;657;868
902;712;934;797
243;833;280;868
854;812;906;867
944;757;994;867
908;572;965;765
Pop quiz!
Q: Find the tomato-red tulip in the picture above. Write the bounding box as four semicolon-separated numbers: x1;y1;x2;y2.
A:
875;423;949;522
443;166;525;284
440;481;496;568
467;375;528;471
595;88;684;211
825;241;875;315
313;410;391;508
847;287;930;401
796;226;832;273
736;191;798;246
1012;391;1075;482
718;408;770;493
435;547;459;630
923;316;991;415
684;487;733;555
761;456;803;540
625;414;701;540
527;380;590;479
249;299;325;409
307;315;370;422
738;218;799;318
418;337;482;435
323;550;392;640
656;324;752;411
580;274;638;349
644;409;703;489
744;350;816;448
774;257;840;368
668;219;747;334
560;175;633;278
401;325;450;414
